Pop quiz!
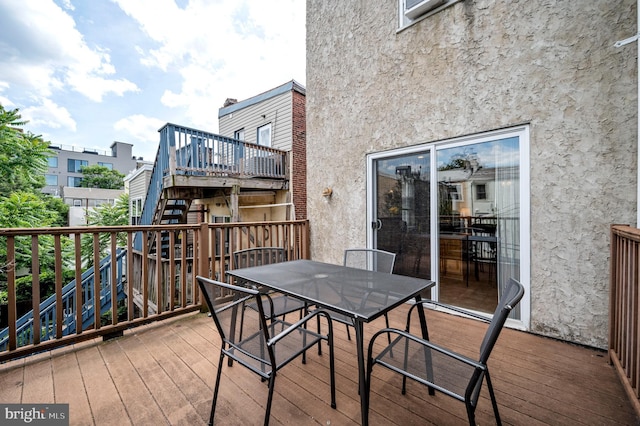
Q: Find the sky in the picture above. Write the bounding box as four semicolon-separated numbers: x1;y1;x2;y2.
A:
0;0;306;162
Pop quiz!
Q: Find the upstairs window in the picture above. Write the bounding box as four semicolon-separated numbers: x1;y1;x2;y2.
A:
48;157;58;168
398;0;462;29
67;176;83;187
475;184;487;200
257;123;272;147
98;162;113;170
45;174;58;186
68;159;88;173
234;128;245;141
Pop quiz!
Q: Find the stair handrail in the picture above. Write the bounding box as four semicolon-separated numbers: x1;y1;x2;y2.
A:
0;249;127;350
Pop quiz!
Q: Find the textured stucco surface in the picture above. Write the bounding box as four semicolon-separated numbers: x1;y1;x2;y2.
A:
306;0;637;348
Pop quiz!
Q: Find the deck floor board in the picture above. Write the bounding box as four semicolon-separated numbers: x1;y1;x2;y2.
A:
0;306;638;425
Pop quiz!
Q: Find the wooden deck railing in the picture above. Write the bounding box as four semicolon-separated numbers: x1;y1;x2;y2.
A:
0;220;309;362
610;224;640;415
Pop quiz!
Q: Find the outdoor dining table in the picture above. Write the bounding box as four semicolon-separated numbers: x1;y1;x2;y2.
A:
226;259;435;426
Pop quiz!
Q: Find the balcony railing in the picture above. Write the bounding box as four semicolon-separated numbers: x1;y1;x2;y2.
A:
0;220;309;362
610;224;640;416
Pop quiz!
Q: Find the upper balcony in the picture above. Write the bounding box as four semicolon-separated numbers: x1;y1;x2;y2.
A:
159;123;288;193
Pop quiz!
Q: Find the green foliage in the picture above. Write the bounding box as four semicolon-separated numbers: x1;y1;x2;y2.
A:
0;269;76;306
41;195;69;227
0;192;59;228
81;194;130;266
0;105;53;197
80;165;126;189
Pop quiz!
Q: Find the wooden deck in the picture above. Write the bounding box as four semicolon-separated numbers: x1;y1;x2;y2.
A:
0;305;637;425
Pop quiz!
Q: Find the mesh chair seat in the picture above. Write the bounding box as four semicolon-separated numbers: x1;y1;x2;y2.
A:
234;247;307;319
229;312;327;376
332;248;397;340
197;276;337;426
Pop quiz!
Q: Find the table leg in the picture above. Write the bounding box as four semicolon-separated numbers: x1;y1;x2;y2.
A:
355;319;368;426
414;295;434;395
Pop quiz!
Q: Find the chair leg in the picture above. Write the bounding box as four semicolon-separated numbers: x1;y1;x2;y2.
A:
485;370;502;426
264;374;276;426
210;352;225;425
327;326;337;409
316;314;323;355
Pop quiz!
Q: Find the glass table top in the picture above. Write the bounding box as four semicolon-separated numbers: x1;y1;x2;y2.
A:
227;259;435;321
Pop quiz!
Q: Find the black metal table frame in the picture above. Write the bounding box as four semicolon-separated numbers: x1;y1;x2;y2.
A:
227;259;435;426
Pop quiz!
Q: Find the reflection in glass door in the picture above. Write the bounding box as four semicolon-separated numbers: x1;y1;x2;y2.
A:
437;137;520;314
369;127;527;320
372;152;431;279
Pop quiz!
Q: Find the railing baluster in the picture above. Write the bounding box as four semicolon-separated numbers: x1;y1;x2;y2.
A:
0;221;309;361
610;225;640;410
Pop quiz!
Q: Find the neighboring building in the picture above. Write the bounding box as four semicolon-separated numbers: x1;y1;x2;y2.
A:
63;187;125;227
124;163;154;225
216;80;307;221
44;141;138;197
135;81;306;253
306;1;637;348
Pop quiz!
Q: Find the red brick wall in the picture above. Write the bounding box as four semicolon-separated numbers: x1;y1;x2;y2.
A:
291;90;307;220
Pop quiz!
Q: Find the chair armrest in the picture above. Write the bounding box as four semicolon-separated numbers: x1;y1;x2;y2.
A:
406;300;491;330
368;327;485;371
268;309;334;346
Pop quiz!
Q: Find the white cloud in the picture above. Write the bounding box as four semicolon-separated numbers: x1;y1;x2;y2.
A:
114;114;165;161
113;0;305;131
0;0;139;102
21;98;76;131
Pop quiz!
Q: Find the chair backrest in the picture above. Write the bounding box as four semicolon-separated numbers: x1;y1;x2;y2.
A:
233;247;287;269
197;276;271;359
479;277;525;363
344;248;396;274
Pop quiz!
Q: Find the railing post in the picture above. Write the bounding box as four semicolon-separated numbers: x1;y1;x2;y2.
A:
198;222;210;279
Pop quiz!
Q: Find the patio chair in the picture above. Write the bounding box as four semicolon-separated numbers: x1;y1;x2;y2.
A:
233;247;307;320
337;248;397;340
366;277;525;425
197;276;336;426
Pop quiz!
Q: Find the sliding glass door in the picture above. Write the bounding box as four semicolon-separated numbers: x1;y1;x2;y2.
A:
368;127;529;322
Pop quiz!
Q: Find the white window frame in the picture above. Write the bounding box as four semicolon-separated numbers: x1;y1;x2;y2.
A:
398;0;464;30
257;123;272;147
366;125;530;330
234;128;245;141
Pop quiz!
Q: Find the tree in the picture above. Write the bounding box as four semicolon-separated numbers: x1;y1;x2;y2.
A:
0;106;52;197
81;194;130;266
80;165;125;189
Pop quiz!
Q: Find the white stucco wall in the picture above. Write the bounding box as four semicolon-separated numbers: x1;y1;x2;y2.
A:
306;0;637;347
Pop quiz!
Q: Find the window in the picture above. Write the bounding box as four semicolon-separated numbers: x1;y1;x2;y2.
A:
475;184;487;200
67;176;83;187
45;174;58;186
68;159;88;173
257;123;272;147
447;184;462;201
48;157;58;168
131;198;143;224
368;125;529;324
398;0;462;28
73;199;83;207
98;162;113;170
234;129;245;141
